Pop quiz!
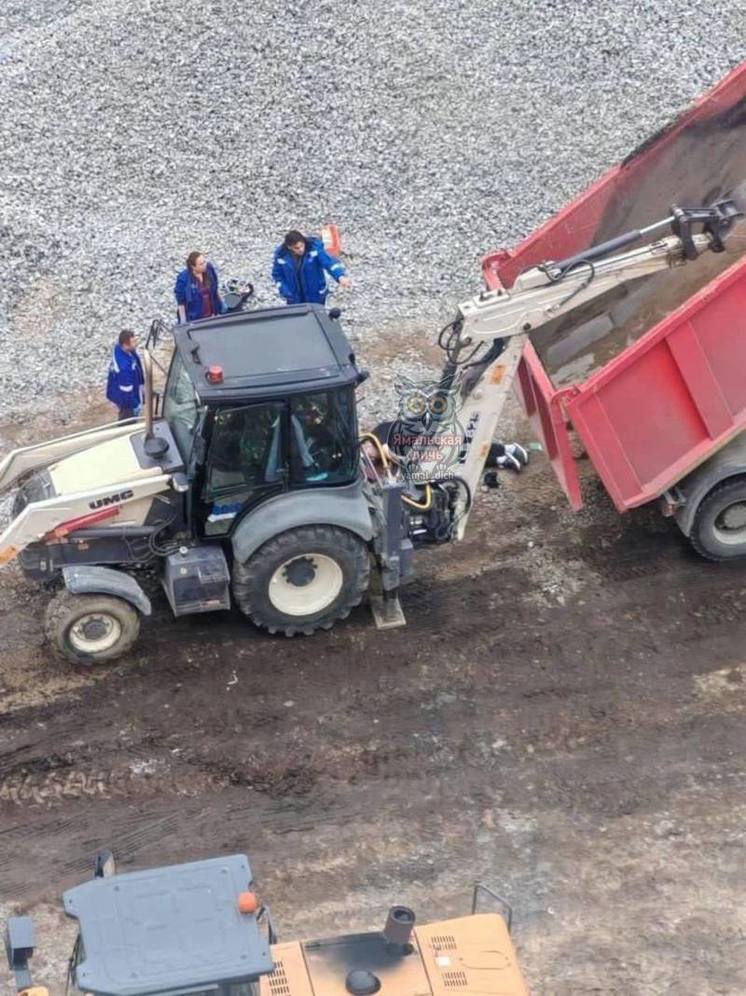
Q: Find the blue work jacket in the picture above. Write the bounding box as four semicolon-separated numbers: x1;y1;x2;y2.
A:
272;237;346;305
106;344;144;410
174;262;225;322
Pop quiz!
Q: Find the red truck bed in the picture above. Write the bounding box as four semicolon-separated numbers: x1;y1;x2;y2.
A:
484;62;746;512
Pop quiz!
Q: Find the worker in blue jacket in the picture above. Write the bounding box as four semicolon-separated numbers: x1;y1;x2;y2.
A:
174;251;225;323
272;230;350;305
106;330;144;421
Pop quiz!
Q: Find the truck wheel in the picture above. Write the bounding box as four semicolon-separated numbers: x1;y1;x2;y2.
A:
44;591;141;665
232;525;370;635
690;478;746;561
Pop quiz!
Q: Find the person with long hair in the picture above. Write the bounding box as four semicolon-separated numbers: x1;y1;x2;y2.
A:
174;251;225;323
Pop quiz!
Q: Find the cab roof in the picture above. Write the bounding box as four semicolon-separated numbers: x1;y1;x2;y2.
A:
173;304;361;404
63;854;273;996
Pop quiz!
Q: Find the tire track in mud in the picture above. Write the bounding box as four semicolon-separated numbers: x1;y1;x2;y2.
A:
0;765;230;807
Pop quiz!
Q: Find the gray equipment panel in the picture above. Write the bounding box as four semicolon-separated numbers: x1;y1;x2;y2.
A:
161;545;231;616
232;481;375;564
63;854;273;996
62;566;152;616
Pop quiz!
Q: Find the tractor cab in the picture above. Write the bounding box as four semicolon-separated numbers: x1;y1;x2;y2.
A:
162;304;366;538
61;854;274;996
0;303;394;665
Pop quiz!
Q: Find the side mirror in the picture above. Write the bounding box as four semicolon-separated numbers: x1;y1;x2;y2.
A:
5;917;36;990
146;318;169;350
223;279;255;313
94;849;116;879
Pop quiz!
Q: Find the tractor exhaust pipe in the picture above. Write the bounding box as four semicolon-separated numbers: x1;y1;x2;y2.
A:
141;349;155;440
382;906;415;953
140;350;169;459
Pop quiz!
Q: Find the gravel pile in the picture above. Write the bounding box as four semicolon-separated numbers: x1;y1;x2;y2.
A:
0;0;742;422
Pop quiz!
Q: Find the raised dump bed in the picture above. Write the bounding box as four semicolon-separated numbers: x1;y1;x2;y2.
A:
483;62;746;559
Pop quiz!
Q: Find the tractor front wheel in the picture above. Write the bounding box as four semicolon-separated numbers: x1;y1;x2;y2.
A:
44;591;141;665
232;525;370;636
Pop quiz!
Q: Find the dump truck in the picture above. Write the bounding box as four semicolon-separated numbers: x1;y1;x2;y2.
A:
3;850;529;996
495;62;746;554
0;67;744;665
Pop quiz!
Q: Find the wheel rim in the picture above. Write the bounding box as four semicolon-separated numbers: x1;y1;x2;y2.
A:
713;500;746;546
68;612;123;654
268;554;344;616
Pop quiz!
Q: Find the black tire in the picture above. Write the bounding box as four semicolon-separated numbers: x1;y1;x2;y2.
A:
689;477;746;561
44;591;141;665
232;525;370;636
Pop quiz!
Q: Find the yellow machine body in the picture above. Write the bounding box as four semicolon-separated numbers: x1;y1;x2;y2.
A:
259;912;529;995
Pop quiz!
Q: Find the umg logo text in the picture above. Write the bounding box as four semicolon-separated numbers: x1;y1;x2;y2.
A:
89;489;134;510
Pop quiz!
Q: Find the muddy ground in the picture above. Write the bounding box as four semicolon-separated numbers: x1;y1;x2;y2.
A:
0;364;745;995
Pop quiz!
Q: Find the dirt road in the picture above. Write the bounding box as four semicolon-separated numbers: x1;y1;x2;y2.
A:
1;394;745;995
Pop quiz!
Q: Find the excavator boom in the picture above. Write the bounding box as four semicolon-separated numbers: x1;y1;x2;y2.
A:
408;203;741;538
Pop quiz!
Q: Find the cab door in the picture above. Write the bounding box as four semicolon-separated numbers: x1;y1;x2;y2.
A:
197;402;287;537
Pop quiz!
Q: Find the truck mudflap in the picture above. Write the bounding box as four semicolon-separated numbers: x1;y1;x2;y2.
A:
62;566;152;616
515;341;583;510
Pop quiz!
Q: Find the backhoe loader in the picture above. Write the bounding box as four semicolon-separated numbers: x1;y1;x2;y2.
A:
0;200;739;663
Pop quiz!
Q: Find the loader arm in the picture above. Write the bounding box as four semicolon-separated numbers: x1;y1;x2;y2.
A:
0;420;142;495
413;213;737;539
0;474;174;564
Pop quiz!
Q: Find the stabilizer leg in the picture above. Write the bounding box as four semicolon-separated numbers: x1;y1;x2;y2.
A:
370;589;406;629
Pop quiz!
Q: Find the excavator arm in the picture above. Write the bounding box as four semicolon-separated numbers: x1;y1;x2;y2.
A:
408;201;740;539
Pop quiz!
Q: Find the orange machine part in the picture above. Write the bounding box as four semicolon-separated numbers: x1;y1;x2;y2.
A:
321;223;342;257
237;891;259;914
259;912;529;995
417;913;529;995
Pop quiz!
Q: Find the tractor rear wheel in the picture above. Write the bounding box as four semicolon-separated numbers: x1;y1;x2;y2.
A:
232;525;370;635
44;591;141;665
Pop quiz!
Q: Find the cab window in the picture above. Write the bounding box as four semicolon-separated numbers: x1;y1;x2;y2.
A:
164;353;203;461
290;389;357;486
201;403;286;535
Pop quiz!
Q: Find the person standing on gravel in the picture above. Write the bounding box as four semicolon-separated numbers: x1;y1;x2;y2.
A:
106;330;144;421
272;230;350;306
174;251;225;323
